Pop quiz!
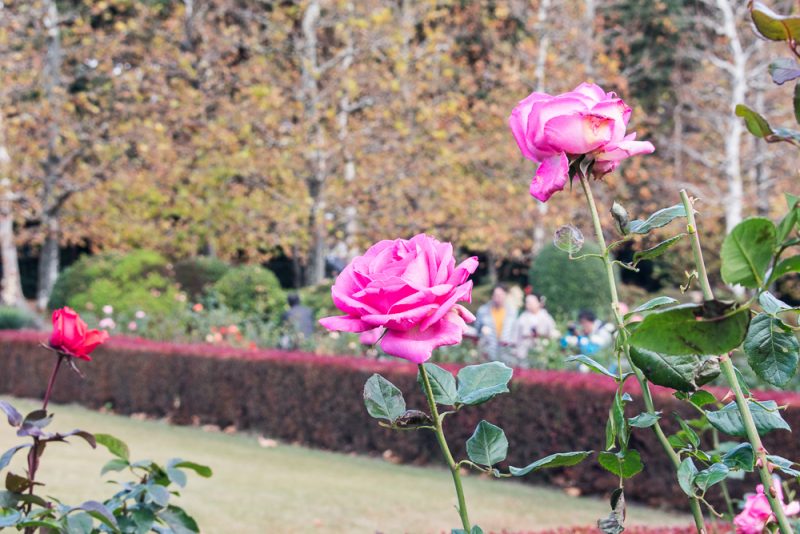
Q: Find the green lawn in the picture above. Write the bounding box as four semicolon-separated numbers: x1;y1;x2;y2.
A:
0;396;688;533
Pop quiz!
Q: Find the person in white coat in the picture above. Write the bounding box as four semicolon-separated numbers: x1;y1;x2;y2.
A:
514;294;558;362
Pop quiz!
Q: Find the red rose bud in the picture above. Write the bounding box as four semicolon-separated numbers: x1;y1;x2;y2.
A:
49;307;109;361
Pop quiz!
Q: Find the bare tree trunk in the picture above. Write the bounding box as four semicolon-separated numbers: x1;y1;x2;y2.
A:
583;0;596;78
486;250;498;286
301;0;327;286
0;112;24;308
36;0;63;310
717;0;746;236
532;0;552;255
337;2;359;260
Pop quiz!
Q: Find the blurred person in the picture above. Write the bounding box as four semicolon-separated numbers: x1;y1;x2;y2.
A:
561;309;614;356
474;284;517;362
514;294;558;362
280;293;314;349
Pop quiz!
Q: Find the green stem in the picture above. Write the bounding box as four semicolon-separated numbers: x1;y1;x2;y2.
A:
580;175;707;533
419;364;471;531
679;189;793;534
711;428;736;521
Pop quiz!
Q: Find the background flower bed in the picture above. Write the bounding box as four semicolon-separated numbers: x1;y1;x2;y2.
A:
1;330;798;511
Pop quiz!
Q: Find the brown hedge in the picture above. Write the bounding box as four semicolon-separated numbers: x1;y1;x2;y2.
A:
2;330;799;511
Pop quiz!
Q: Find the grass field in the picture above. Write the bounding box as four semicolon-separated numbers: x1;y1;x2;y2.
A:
0;396;688;533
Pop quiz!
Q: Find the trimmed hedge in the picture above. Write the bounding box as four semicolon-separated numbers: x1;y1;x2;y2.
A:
2;330;799;511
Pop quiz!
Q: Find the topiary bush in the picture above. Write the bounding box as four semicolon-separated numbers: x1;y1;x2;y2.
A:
174;256;230;298
529;242;612;319
48;250;184;322
0;306;37;330
211;264;286;319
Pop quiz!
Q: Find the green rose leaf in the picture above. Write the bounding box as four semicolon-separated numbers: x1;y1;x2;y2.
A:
776;200;798;243
598;450;643;478
169;460;213;478
466;421;508;467
628;412;660;429
629;347;719;392
146;484;170;507
628;205;686;235
766;455;800;477
160;505;200;534
694;463;729;492
626;296;678;319
677;458;697;496
0;444;31;472
632;234;685;266
629;302;749;356
417;363;457;405
720;217;776;288
565;355;616;379
509;451;593;476
735;104;773;138
750;2;800;41
770;255;800;284
95;433;130;462
744;313;800;388
706;400;790;437
75;501;119;532
689;390;717;408
456;362;513;406
759;292;794;315
722;443;755;472
0;509;21;528
100;458;129;475
363;374;406;422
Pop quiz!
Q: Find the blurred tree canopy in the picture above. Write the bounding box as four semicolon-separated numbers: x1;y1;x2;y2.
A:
0;0;796;294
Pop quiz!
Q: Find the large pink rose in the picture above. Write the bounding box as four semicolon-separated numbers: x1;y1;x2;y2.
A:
508;82;655;202
734;477;800;533
319;234;478;363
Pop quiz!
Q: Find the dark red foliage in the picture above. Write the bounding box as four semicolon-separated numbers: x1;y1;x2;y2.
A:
2;330;799;510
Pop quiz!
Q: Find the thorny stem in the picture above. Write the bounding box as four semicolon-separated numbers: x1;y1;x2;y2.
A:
579;175;707;533
680;189;792;534
419;363;471;531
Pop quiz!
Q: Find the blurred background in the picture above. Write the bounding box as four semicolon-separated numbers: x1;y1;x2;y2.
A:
0;0;797;364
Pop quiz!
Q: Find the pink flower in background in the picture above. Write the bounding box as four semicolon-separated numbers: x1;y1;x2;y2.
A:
734;477;800;533
98;317;116;330
127;321;138;331
319;234;478;363
508;82;655;202
102;305;113;315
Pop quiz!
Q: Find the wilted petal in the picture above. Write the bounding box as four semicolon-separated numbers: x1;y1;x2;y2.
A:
595;139;655;162
530;152;569;202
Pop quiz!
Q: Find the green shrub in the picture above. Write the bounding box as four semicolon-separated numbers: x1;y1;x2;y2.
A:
211;265;286;319
49;250;184;322
529;242;612;319
174;257;230;298
0;306;37;330
298;283;336;319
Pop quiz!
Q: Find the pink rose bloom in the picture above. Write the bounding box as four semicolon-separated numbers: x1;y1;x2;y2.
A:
508;82;655;202
319;234;478;363
49;307;109;361
734;477;800;533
